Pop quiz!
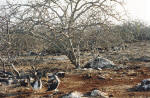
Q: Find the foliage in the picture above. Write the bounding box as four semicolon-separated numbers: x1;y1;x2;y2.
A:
113;20;150;42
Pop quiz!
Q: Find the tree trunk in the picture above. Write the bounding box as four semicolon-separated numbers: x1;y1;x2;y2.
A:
0;58;6;72
66;50;80;69
65;38;80;69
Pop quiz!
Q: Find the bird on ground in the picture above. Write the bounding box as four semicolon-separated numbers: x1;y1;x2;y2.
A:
47;73;60;92
27;72;43;90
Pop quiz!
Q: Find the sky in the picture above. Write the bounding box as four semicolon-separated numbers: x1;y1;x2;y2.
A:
125;0;150;25
0;0;150;25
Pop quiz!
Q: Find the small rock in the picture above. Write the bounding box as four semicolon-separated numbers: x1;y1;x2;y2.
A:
96;68;102;70
128;73;137;76
83;74;92;79
134;56;150;62
61;91;83;98
97;75;106;80
134;79;150;91
90;89;108;98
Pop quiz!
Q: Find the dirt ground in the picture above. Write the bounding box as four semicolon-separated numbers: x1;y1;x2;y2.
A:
1;41;150;98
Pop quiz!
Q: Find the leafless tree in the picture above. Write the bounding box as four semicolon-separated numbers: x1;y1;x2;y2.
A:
0;4;19;76
4;0;125;68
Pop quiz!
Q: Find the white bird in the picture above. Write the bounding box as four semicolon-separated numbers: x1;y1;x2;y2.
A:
27;72;42;90
47;73;60;92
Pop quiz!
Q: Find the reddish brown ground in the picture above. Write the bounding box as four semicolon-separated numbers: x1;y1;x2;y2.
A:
1;41;150;98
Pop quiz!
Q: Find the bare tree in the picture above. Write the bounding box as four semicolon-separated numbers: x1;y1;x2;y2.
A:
5;0;125;68
0;4;20;76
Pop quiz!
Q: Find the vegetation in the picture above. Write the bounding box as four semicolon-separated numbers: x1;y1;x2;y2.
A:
0;0;150;69
0;0;125;69
113;20;150;42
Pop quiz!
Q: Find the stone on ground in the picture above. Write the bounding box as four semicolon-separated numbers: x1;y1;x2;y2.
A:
90;89;108;98
135;79;150;91
84;56;115;69
61;91;83;98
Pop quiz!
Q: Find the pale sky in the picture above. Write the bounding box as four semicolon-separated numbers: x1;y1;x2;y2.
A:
0;0;150;25
125;0;150;25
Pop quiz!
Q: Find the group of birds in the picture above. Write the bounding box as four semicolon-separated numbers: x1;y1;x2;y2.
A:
0;69;64;92
26;71;62;92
